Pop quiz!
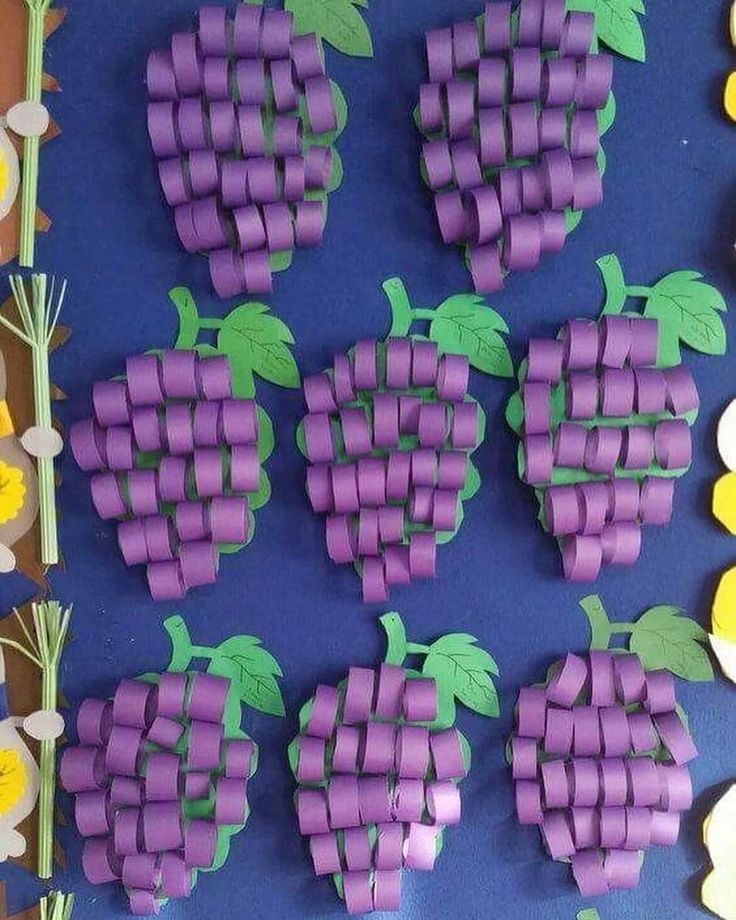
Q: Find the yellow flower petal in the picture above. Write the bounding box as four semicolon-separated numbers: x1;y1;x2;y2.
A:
712;567;736;642
0;748;28;816
726;72;736;123
0;460;26;525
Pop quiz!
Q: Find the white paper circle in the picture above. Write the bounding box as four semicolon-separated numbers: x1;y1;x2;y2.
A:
21;425;63;459
6;101;50;138
23;709;65;741
717;400;736;472
0;544;16;574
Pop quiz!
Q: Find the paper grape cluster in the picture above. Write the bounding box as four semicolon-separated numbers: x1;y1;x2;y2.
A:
146;5;344;298
299;337;484;602
291;664;468;914
418;0;612;292
510;315;699;581
70;349;263;600
510;651;697;896
60;673;256;916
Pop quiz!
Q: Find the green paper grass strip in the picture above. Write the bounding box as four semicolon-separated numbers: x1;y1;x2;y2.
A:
39;890;75;920
0;600;71;879
288;612;500;912
19;0;54;267
0;274;65;567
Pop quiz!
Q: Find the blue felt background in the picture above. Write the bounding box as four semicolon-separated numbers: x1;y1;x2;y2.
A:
2;0;736;917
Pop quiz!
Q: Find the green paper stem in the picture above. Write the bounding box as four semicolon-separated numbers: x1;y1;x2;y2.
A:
19;0;53;267
40;891;75;920
2;275;66;566
411;309;436;321
578;594;714;682
0;601;71;879
382;278;413;338
198;318;222;330
35;601;71;880
406;642;431;655
624;286;653;298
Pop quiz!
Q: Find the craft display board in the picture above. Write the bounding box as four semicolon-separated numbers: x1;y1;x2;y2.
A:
2;0;736;918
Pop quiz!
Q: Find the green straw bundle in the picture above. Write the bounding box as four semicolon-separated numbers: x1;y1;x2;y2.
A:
0;274;66;567
39;890;75;920
0;600;71;879
19;0;55;268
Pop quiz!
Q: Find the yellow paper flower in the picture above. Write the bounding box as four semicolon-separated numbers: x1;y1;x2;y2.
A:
0;748;28;816
0;460;25;525
0;129;19;221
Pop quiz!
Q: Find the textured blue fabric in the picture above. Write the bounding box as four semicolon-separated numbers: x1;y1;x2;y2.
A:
2;0;736;917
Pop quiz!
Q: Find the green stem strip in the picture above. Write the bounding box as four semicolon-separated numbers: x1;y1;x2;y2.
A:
35;600;71;880
610;623;636;634
624;286;652;299
406;642;430;655
40;890;75;920
19;2;51;268
410;309;435;321
5;275;66;566
198;318;222;330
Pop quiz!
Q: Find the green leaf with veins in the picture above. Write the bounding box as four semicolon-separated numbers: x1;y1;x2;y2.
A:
568;0;646;61
217;303;300;390
285;0;373;58
429;295;513;377
629;605;714;681
642;270;727;366
206;636;286;716
422;633;500;718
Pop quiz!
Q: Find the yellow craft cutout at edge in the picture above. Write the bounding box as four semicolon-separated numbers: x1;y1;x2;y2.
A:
0;461;25;526
731;1;736;46
712;473;736;534
725;73;736;123
0;748;28;816
0;402;14;438
711;567;736;642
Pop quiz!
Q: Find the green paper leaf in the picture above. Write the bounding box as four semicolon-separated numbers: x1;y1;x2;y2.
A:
328;147;344;193
577;910;602;920
628;605;714;682
270;250;293;274
207;636;286;716
217;303;300;390
422;633;500;718
169;287;200;349
598;92;617;136
570;0;646;61
565;207;583;233
285;0;373;58
505;391;524;435
257;406;276;463
428;295;513;377
642;271;728;365
597;253;627;315
380;612;408;666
